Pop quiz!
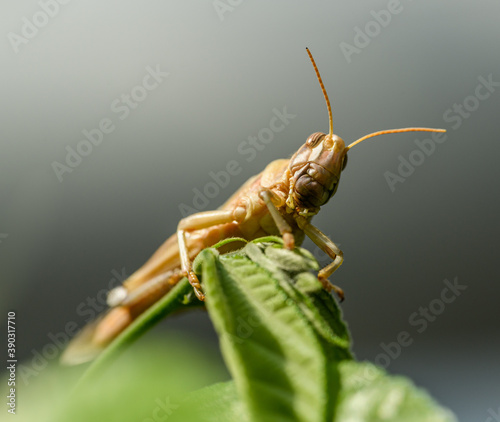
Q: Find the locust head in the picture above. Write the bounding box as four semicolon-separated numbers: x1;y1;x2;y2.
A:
286;132;347;213
285;49;446;216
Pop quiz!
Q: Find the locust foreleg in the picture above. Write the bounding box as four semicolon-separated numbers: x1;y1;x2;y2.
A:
296;216;345;300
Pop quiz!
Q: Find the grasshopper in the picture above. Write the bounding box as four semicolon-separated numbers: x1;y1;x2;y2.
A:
62;49;445;364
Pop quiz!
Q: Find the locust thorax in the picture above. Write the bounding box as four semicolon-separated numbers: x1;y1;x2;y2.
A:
286;132;348;213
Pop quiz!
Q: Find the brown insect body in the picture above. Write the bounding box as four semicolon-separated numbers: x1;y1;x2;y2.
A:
62;49;445;365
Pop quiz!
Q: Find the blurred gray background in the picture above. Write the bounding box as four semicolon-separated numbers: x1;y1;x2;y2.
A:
1;1;499;420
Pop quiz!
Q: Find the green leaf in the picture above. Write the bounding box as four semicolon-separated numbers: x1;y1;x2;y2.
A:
173;382;247;422
190;236;456;422
190;364;456;422
195;237;351;422
334;361;456;422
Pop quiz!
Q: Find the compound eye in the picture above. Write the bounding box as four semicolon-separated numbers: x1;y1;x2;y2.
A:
342;154;348;170
306;132;325;148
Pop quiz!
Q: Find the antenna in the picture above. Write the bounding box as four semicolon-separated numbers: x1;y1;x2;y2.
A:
306;48;333;139
345;127;446;151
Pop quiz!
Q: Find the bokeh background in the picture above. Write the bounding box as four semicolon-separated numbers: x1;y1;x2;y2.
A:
1;1;499;420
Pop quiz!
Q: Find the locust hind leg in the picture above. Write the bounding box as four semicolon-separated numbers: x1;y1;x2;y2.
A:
62;269;185;364
296;216;345;301
177;209;246;301
107;269;183;309
95;270;184;346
